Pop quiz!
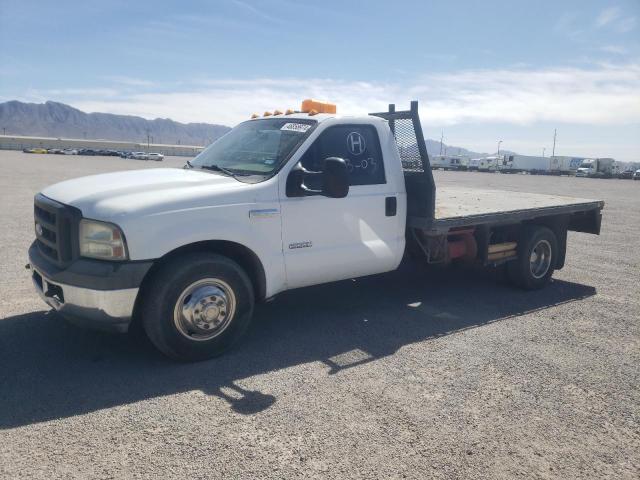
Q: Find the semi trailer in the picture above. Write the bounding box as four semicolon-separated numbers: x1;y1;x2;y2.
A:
27;100;604;361
430;154;469;171
478;156;502;172
499;155;550;174
549;156;584;176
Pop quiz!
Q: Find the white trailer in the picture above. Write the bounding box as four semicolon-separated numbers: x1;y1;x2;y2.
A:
468;158;481;171
549;156;584;175
499;155;550;174
431;155;468;171
478;156;502;172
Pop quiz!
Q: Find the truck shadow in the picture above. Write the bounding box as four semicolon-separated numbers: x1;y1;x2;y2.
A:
0;265;595;428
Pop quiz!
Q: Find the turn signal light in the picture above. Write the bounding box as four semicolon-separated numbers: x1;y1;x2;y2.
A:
300;99;336;114
263;111;272;117
273;109;283;115
285;109;295;115
251;113;259;119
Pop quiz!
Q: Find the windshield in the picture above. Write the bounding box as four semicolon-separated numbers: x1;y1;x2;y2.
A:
190;118;316;177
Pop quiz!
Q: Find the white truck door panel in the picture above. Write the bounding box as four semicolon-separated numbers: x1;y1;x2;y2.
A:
279;123;403;289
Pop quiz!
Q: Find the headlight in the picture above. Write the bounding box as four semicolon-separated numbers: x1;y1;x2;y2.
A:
79;219;128;260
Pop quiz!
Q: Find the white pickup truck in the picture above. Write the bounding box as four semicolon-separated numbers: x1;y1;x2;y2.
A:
28;100;604;361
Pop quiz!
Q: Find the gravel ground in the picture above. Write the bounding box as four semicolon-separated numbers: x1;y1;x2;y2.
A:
0;151;638;479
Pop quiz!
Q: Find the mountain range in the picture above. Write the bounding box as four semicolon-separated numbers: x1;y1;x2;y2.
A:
0;100;488;156
0;101;230;146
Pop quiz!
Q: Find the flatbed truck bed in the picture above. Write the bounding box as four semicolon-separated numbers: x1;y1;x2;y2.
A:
411;187;604;231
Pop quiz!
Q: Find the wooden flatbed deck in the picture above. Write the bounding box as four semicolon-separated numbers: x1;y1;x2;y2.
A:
409;187;605;231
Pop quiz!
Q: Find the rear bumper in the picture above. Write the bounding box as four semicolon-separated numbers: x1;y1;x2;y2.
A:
28;241;153;333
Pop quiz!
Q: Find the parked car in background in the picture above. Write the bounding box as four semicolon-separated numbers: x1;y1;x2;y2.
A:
77;149;97;156
618;170;634;179
62;149;78;155
47;148;63;155
634;170;640;181
31;148;48;154
147;153;164;161
131;152;149;160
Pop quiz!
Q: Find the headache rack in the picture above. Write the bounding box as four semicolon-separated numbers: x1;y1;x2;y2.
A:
370;101;436;227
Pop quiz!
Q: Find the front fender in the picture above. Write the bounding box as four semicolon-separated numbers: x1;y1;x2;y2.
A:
121;202;286;297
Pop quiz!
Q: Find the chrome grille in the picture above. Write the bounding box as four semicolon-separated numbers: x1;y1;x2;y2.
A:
33;194;79;266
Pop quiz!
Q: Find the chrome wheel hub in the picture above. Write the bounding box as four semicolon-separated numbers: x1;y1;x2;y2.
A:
173;279;236;341
529;239;552;279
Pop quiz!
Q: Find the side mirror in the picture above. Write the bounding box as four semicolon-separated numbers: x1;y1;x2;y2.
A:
322;157;349;198
286;157;349;198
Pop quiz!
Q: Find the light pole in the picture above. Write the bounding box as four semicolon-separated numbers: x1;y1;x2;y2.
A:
497;140;502;156
542;147;546;158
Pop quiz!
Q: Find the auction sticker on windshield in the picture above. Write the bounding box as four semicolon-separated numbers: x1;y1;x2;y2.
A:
281;123;312;133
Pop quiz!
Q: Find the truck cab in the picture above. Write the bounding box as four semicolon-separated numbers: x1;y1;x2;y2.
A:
28;100;604;361
576;158;616;178
576;159;596;177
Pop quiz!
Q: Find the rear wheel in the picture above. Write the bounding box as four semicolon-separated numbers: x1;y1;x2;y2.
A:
141;253;254;361
507;225;557;290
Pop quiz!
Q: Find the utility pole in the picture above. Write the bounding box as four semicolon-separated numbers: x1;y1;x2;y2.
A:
497;140;502;156
552;129;557;157
542;147;546;158
439;131;444;155
2;127;5;135
146;129;150;152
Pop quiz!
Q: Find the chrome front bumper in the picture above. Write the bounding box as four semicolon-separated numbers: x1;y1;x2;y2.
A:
30;266;138;333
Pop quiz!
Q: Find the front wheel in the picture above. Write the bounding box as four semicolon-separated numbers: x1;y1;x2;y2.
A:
507;225;558;290
141;252;254;361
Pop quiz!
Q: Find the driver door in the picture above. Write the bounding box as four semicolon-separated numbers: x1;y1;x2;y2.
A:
279;123;403;289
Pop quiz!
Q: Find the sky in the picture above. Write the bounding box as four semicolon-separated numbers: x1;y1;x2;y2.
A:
1;0;639;160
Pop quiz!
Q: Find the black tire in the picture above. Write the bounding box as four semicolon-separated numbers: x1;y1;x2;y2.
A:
141;252;254;361
507;225;557;290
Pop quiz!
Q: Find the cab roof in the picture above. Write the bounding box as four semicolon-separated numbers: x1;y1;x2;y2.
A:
248;112;387;125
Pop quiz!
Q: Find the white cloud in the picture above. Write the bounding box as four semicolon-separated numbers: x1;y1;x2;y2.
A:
600;45;627;55
596;7;621;27
103;76;155;87
23;63;640;131
596;6;636;32
617;16;637;33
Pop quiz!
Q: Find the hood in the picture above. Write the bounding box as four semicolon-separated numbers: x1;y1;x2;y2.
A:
41;168;250;221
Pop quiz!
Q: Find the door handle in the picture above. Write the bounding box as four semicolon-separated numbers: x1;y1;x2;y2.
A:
385;196;397;216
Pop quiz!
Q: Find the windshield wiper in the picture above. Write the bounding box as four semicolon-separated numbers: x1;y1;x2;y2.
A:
200;164;252;179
